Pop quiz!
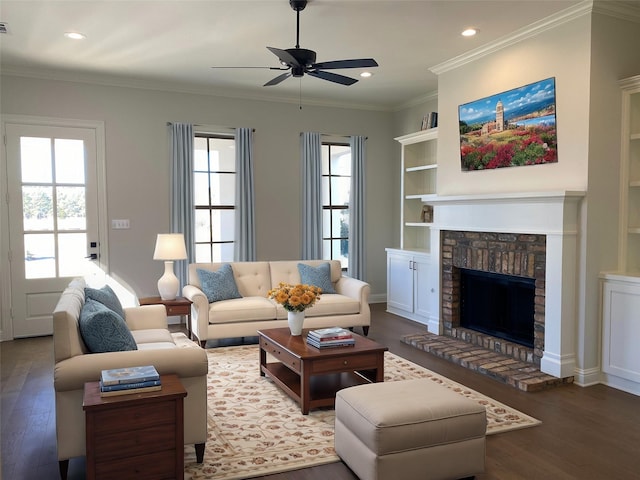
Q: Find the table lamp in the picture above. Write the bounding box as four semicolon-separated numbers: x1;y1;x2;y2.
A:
153;233;188;300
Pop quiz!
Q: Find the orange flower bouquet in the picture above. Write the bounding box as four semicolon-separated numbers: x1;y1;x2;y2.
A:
267;282;322;312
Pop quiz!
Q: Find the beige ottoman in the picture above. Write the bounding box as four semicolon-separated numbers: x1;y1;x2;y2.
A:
334;379;486;480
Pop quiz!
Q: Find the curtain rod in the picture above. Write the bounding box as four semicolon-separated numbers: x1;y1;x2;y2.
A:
166;122;254;132
299;132;368;140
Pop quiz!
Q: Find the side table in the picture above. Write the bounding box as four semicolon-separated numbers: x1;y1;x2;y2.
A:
83;373;187;480
139;296;193;340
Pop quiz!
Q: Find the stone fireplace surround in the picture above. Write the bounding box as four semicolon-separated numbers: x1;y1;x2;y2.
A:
426;191;584;379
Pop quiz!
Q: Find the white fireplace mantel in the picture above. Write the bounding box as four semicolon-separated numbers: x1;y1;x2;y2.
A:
426;190;586;379
424;190;585;236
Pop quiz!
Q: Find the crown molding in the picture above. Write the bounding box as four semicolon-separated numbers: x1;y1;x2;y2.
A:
619;74;640;89
394;90;438;112
429;1;594;75
0;65;392;112
592;0;640;23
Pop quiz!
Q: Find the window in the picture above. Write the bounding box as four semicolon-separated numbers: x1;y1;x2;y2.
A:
321;143;351;269
193;134;235;262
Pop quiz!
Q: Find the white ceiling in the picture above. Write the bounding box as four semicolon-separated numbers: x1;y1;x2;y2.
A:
0;0;594;110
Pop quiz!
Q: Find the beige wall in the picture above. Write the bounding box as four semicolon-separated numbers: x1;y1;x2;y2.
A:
436;15;592;196
0;76;395;301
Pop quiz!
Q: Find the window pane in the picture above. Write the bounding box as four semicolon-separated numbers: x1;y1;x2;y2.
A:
20;137;52;183
54;139;85;184
321;145;330;175
334;209;349;238
194;137;209;171
322;240;332;261
331;177;350;205
209;138;235;171
195;210;212;243
211;210;234;242
321;177;330;205
58;233;87;277
335;239;348;269
220;243;234;262
209;173;235;205
195;243;211;263
22;186;53;231
322;210;331;239
193;172;210;206
331;146;351;175
56;186;86;230
24;234;55;279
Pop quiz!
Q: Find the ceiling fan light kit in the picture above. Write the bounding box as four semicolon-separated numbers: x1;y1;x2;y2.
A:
212;0;378;88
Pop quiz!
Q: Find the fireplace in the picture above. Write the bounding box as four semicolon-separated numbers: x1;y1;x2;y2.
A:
441;230;545;365
426;191;584;379
460;268;535;348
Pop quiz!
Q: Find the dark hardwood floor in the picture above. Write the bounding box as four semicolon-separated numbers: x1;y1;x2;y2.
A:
2;303;640;479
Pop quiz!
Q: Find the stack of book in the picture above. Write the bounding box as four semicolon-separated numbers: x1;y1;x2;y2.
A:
99;365;162;397
421;111;438;130
307;327;355;349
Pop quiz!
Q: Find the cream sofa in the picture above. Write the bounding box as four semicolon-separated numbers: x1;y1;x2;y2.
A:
52;278;208;480
183;260;370;347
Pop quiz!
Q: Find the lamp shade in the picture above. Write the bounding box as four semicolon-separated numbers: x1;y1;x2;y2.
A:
153;233;187;261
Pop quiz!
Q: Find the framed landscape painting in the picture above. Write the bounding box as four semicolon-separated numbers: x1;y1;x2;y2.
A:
458;77;558;171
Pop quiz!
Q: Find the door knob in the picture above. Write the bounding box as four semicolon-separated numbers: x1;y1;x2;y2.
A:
85;253;98;260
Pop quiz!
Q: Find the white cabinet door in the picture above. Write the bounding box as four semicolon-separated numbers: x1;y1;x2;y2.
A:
387;252;413;313
413;255;431;319
602;279;640;384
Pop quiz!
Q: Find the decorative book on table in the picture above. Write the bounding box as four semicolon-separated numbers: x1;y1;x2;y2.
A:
101;365;160;386
307;327;355;348
99;379;162;397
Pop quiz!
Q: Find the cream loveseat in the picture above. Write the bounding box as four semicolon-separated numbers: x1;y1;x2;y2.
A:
183;260;370;347
52;278;208;480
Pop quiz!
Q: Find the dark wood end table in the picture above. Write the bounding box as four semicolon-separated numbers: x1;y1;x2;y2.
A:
258;327;388;414
139;296;193;339
83;374;187;480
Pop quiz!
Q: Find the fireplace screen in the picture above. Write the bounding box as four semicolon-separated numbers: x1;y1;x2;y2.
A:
460;268;535;348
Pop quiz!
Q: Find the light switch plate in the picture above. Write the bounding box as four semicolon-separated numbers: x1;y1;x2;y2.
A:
111;219;130;229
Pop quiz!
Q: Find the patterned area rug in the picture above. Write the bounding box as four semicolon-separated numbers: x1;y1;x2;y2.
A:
183;344;541;480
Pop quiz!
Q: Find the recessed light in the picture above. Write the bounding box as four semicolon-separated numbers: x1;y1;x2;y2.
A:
64;32;86;40
461;28;478;37
360;72;373;78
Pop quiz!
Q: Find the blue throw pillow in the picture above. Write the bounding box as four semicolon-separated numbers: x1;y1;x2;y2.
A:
197;264;242;303
85;285;125;319
79;298;137;353
298;262;336;294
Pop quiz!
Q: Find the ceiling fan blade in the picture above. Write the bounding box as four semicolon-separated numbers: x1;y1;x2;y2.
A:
311;58;378;70
264;71;292;86
211;66;289;70
307;70;358;86
267;47;300;67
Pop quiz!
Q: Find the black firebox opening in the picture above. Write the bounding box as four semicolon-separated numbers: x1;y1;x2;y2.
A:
460;268;535;348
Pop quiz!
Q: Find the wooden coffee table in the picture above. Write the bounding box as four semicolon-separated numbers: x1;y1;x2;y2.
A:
258;327;388;414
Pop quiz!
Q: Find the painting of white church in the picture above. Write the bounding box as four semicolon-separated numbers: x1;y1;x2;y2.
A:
458;77;557;171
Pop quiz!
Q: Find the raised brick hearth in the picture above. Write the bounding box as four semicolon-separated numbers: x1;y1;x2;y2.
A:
401;331;573;391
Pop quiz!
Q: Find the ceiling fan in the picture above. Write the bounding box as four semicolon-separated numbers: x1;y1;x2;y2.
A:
212;0;378;87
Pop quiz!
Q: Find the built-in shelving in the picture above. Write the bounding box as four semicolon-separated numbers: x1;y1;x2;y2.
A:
619;76;640;273
395;128;438;251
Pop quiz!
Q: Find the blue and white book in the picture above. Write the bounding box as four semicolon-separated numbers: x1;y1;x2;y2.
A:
100;365;160;386
100;378;162;392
